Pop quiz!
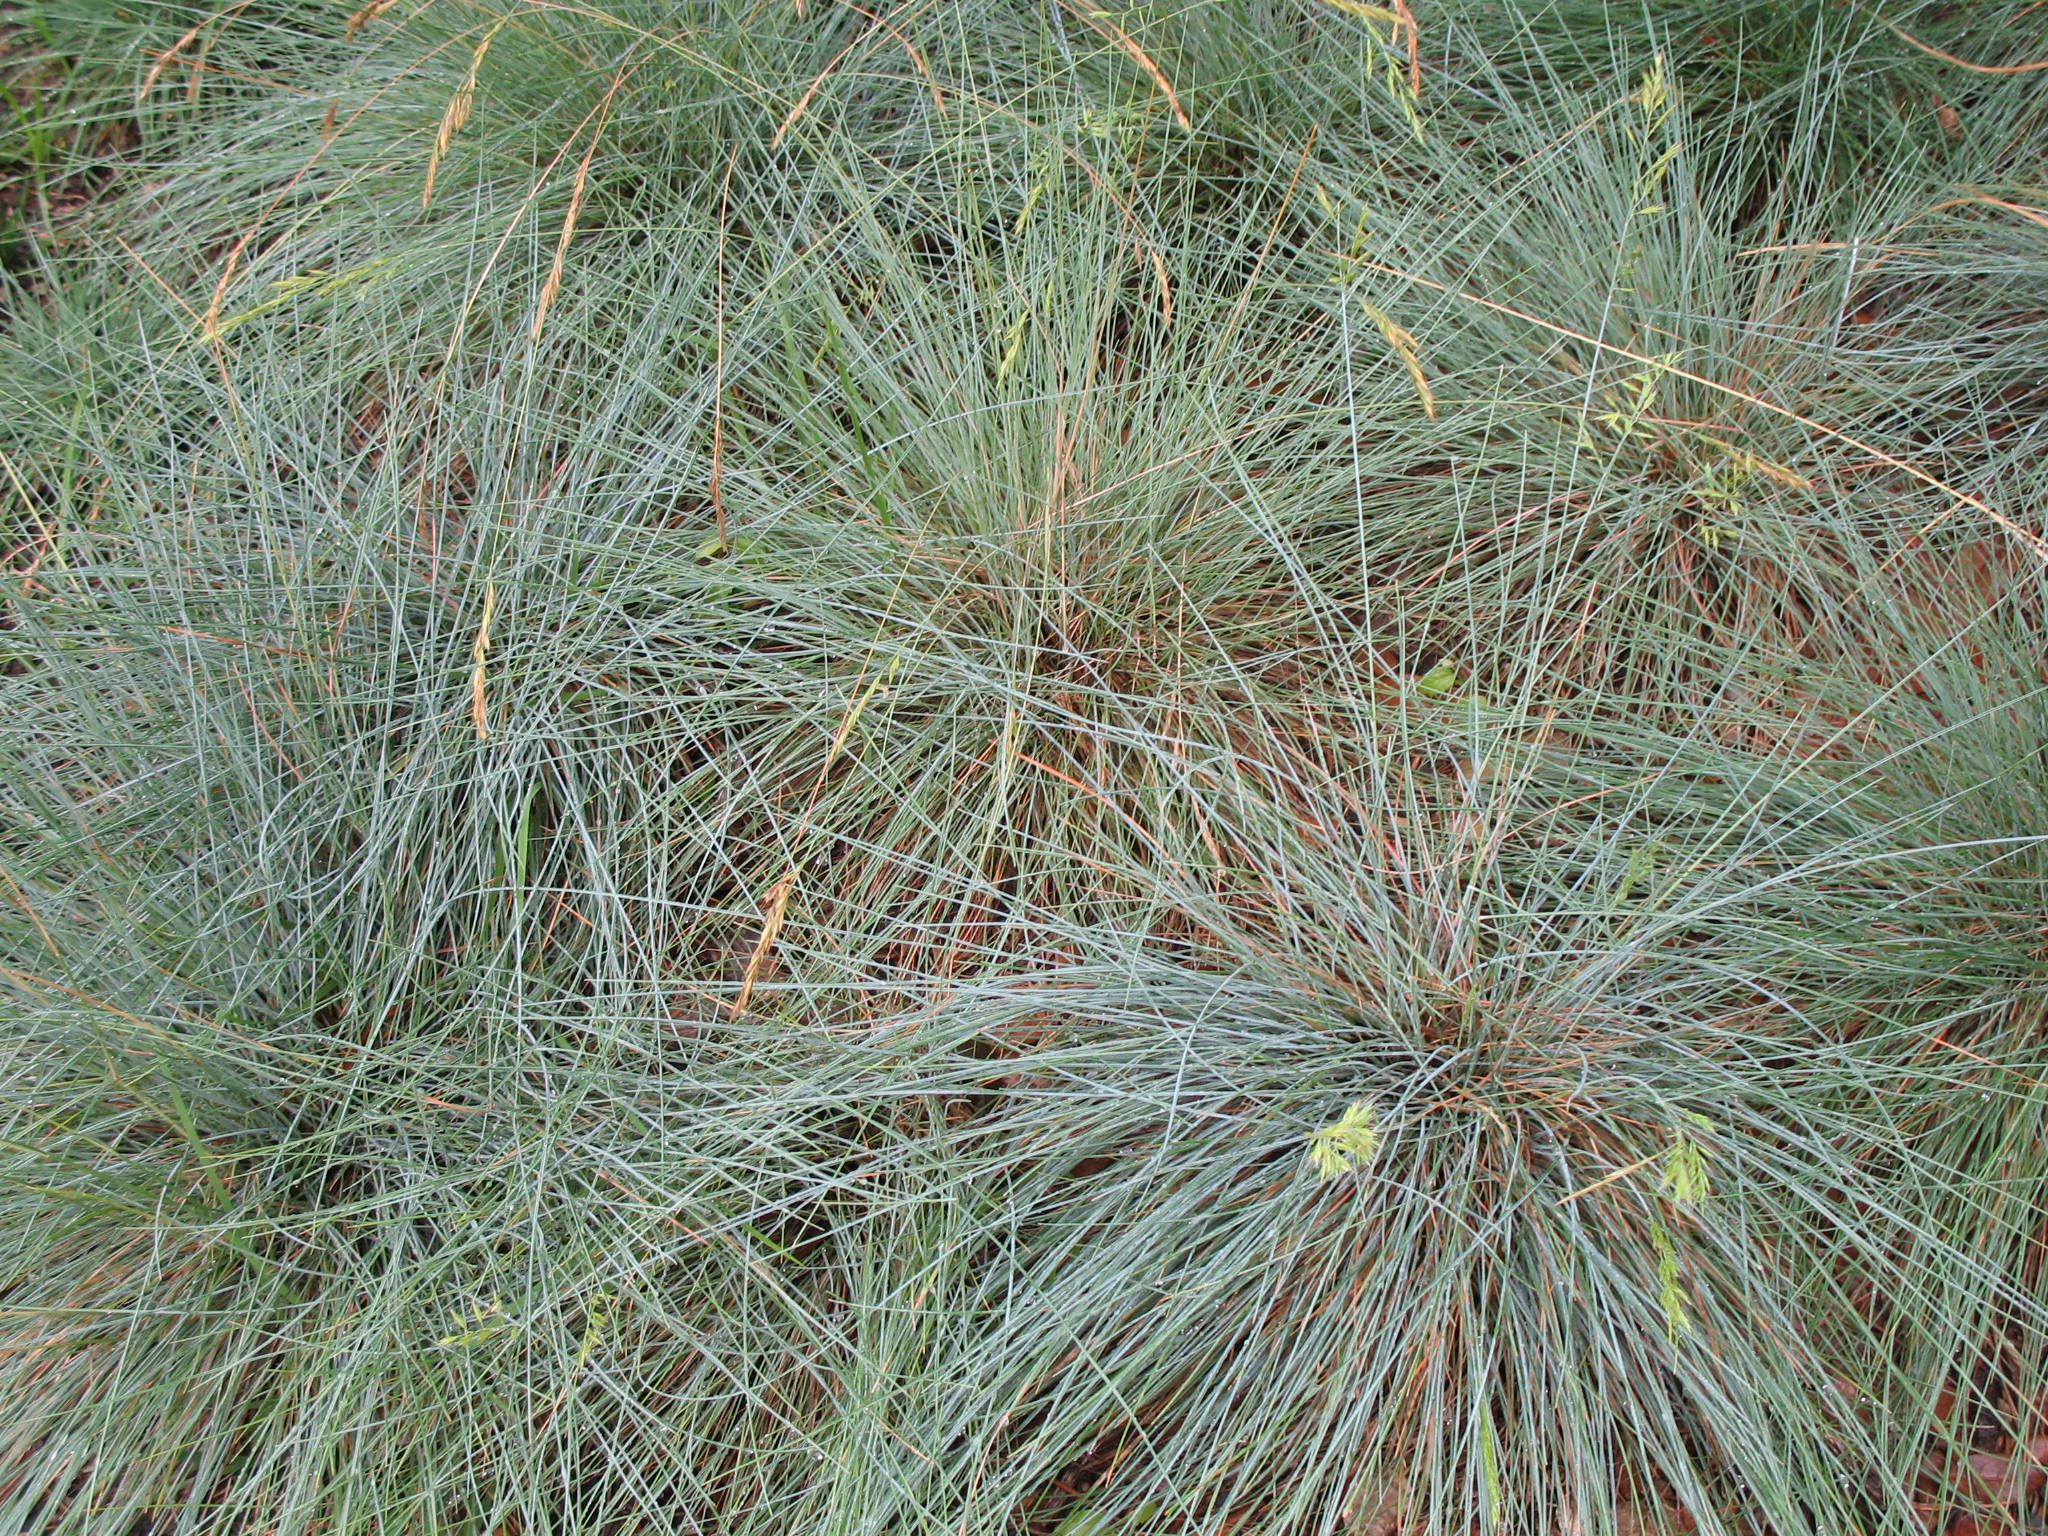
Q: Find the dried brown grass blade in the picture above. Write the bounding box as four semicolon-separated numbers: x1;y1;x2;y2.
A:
773;30;867;148
140;14;216;101
1393;0;1420;94
1357;298;1436;419
422;82;473;207
728;661;899;1018
1874;13;2048;73
1055;0;1191;128
469;580;496;739
834;0;945;113
433;94;623;390
1928;191;2048;232
1316;0;1421;92
732;875;795;1018
345;0;401;39
1151;249;1172;327
0;862;59;961
425;22;505;210
142;1;260;104
532;142;596;339
532;53;639;341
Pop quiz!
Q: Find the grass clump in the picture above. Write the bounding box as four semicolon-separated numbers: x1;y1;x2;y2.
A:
2;0;2046;1532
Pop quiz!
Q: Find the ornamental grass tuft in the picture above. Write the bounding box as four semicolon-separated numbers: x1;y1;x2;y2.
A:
2;1;2046;1532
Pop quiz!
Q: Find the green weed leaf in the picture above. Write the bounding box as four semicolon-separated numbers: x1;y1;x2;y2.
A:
1414;661;1460;698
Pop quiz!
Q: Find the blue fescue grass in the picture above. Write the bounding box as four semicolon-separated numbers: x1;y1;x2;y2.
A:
2;0;2046;1531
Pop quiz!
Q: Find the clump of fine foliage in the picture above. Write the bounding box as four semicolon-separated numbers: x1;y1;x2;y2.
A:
2;0;2046;1532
